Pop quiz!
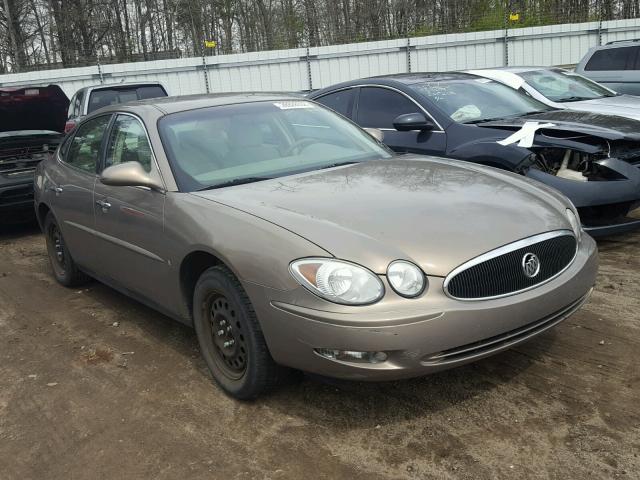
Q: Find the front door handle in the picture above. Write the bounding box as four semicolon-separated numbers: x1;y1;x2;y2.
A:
48;186;63;196
96;199;112;212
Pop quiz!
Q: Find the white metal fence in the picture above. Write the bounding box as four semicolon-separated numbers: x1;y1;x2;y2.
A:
1;18;640;98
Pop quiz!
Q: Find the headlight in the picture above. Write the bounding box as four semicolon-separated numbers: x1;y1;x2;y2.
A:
387;260;426;297
290;258;384;305
566;208;582;241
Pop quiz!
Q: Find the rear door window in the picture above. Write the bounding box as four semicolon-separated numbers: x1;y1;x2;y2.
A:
585;46;640;71
315;88;356;118
64;115;111;173
356;87;420;129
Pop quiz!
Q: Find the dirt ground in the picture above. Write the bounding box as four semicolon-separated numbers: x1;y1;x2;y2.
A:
0;222;638;480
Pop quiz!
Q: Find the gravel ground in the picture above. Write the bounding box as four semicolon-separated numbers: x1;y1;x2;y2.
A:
0;222;638;480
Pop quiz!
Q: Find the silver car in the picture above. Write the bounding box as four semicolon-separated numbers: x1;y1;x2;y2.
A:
576;40;640;96
468;67;640;121
33;94;598;399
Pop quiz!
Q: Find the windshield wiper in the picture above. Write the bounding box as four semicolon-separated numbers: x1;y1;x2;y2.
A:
556;96;592;102
197;176;273;191
464;116;508;124
318;161;361;170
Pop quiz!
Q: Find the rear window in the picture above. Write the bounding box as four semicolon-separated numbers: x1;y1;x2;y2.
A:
585;46;640;71
87;85;167;113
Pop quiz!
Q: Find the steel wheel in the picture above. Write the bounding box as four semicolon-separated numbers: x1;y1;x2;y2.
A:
47;222;67;276
193;265;294;399
207;293;248;379
43;212;89;287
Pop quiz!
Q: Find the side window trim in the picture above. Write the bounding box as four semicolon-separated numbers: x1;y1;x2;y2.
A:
76;89;86;116
58;114;112;176
353;84;444;132
97;114;119;173
102;111;167;189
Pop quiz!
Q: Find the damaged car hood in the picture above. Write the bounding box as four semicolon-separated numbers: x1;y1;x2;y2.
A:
193;156;571;277
0;85;69;134
477;110;640;142
559;95;640;121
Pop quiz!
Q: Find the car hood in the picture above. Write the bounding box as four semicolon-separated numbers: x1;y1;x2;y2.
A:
559;95;640;121
0;85;69;133
192;157;571;277
477;109;640;142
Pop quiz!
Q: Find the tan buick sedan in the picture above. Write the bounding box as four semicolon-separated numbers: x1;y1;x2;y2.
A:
34;94;598;399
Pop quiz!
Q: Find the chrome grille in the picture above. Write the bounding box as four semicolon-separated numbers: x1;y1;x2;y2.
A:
444;231;577;300
0;139;57;174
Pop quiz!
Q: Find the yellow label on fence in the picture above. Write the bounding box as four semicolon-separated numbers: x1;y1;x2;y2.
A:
204;40;217;48
509;13;520;21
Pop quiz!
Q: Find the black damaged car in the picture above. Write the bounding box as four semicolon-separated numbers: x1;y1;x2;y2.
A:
0;85;69;223
310;72;640;236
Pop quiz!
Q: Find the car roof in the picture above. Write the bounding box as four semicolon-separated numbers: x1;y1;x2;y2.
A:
311;71;498;98
600;39;640;49
77;82;165;93
469;66;560;74
368;72;480;84
97;92;307;115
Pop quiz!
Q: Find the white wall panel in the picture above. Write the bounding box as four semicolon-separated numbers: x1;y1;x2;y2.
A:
2;18;640;98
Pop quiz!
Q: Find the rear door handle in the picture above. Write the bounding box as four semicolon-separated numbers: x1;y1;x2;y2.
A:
96;199;112;212
48;186;63;195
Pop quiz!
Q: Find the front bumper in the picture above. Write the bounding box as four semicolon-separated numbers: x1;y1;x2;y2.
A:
527;158;640;237
0;173;36;221
246;234;598;381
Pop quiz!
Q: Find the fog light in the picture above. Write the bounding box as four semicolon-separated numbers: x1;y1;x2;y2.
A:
315;348;388;364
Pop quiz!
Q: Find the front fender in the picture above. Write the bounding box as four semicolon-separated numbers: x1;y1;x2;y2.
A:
449;140;529;170
526;158;640;207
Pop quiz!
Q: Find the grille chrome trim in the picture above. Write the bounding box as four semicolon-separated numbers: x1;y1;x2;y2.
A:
443;230;577;301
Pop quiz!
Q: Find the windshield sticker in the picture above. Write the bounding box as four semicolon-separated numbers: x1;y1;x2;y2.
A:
273;101;314;110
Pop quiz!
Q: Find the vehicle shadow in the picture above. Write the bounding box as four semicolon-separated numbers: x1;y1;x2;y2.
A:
265;339;552;428
80;276;555;428
0;219;41;240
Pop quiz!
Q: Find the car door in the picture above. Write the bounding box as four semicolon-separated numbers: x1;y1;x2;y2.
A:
47;114;112;270
354;86;446;155
92;113;169;303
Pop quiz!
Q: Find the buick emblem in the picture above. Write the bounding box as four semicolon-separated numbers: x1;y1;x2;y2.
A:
522;253;541;278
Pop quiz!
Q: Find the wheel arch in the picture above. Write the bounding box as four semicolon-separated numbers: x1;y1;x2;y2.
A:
36;202;52;230
179;248;239;321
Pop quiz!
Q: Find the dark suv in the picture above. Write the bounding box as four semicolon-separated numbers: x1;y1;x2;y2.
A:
0;85;68;223
65;82;167;132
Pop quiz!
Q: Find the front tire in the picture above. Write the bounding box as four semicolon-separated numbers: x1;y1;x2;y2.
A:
44;212;89;287
193;265;286;399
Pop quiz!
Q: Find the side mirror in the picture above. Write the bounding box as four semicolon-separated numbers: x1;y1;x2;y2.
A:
100;161;164;191
393;113;435;132
363;127;384;142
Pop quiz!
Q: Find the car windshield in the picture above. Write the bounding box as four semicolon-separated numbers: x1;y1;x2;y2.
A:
408;77;551;124
520;69;616;102
158;100;392;192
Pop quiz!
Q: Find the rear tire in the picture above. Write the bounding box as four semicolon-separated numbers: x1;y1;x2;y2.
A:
193;265;288;399
44;212;89;287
